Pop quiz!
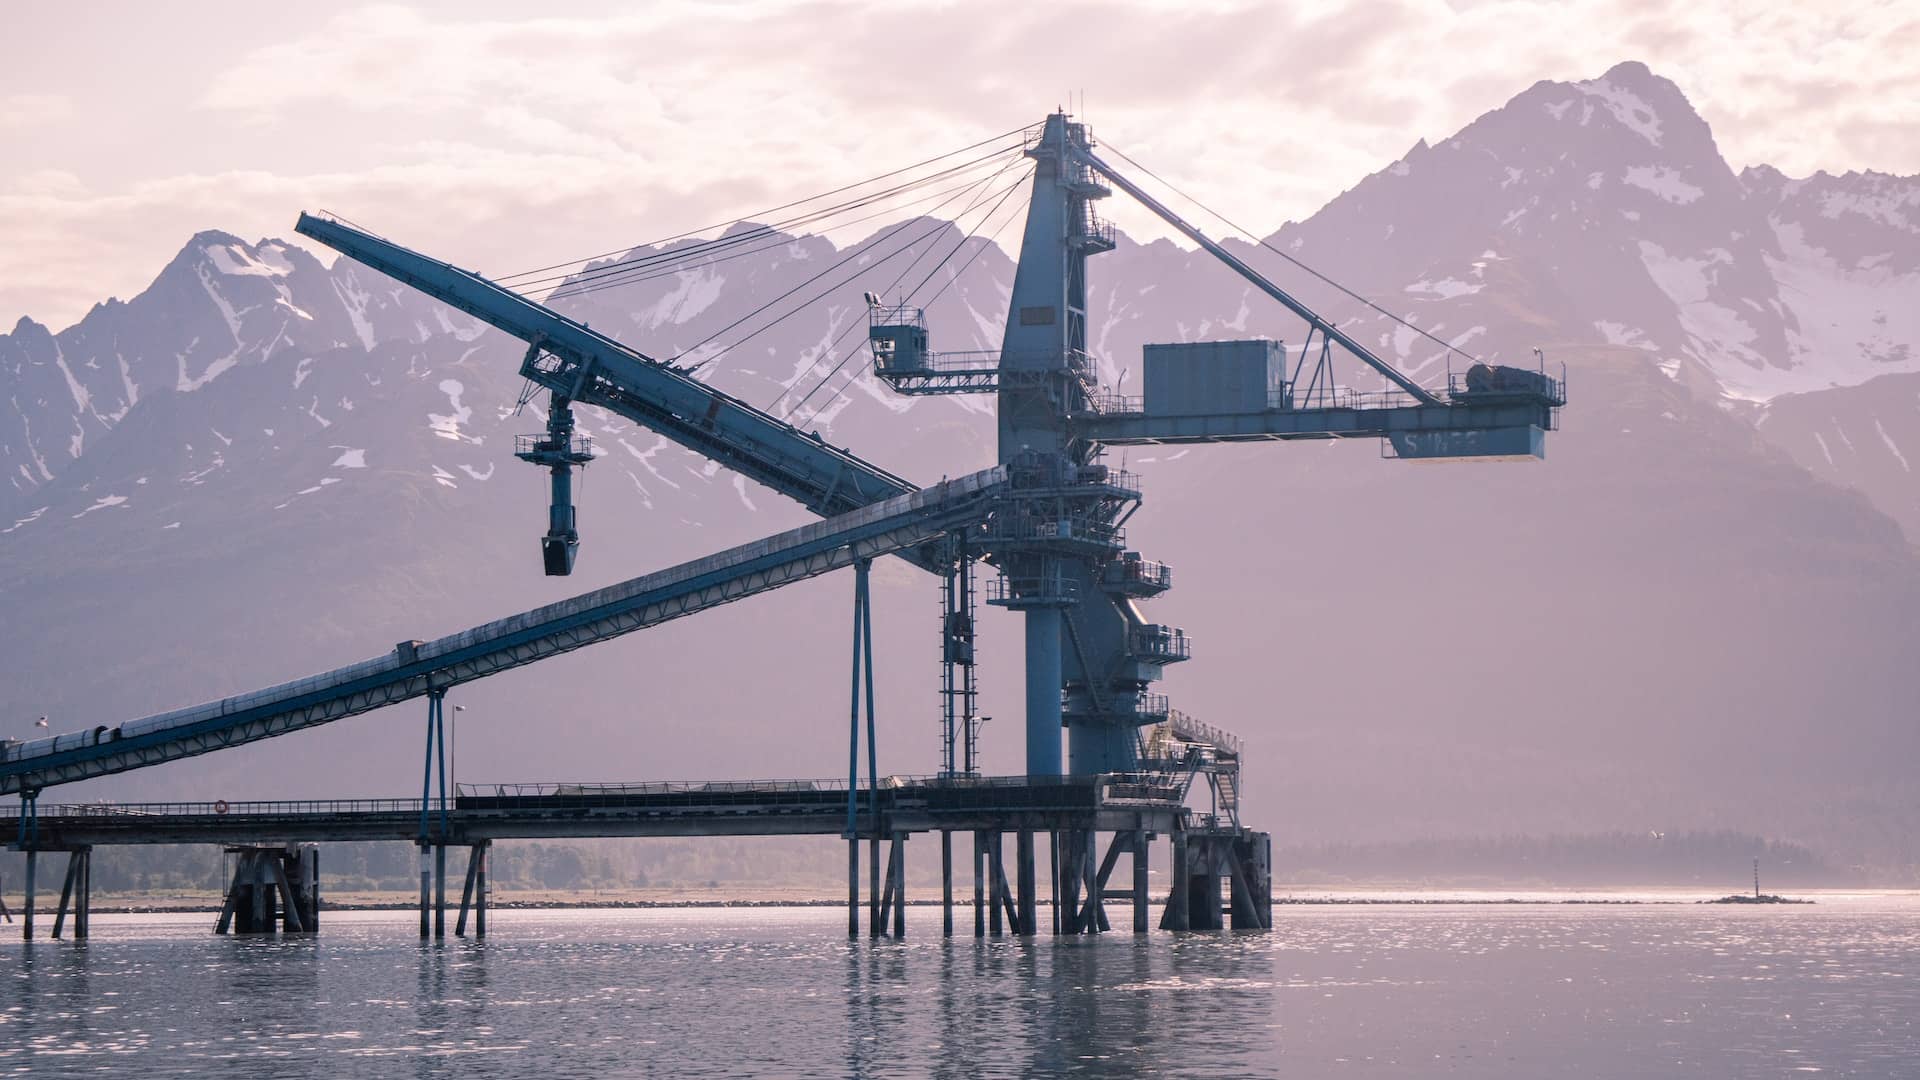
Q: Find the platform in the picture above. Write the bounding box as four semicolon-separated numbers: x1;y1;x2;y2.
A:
3;774;1187;849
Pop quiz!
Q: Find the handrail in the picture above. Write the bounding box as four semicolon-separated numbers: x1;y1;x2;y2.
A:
8;772;1194;820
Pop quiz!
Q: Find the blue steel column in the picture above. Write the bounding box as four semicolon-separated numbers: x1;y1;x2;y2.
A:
859;559;883;938
846;559;864;938
435;699;449;939
997;115;1073;776
1024;608;1063;776
419;689;440;939
18;792;36;940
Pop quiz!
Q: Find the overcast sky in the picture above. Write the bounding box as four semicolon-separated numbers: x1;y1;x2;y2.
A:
3;0;1914;329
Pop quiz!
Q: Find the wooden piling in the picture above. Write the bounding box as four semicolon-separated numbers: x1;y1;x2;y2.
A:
1048;830;1061;935
1161;829;1190;931
972;831;985;938
22;849;35;940
877;839;897;938
434;843;447;938
52;852;77;939
847;837;859;939
456;846;480;937
77;850;91;940
1015;830;1036;936
940;830;953;938
986;833;1005;935
474;842;488;938
868;836;882;938
215;853;246;935
890;833;906;940
418;843;431;939
268;853;304;933
1132;829;1149;934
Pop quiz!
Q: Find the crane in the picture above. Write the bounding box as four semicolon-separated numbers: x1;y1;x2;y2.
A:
293;112;1563;782
3;114;1567;942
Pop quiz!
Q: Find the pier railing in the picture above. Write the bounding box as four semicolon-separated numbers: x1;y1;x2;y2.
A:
18;773;1186;822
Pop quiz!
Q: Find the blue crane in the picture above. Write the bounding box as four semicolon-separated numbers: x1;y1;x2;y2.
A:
868;114;1564;777
6;113;1564;797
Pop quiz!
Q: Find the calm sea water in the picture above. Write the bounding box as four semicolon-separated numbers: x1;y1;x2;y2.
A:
2;894;1915;1078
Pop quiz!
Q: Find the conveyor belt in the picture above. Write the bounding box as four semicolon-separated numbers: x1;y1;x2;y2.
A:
1;467;1008;794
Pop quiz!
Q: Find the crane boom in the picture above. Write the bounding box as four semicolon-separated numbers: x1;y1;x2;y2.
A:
293;214;918;553
1070;149;1443;406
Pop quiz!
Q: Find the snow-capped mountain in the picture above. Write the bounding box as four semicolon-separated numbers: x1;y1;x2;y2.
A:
3;62;1918;874
1210;62;1920;405
1757;371;1920;541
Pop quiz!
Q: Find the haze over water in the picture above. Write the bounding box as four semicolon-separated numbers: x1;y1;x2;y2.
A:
2;894;1915;1078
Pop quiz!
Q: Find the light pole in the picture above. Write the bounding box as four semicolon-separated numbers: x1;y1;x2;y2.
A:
452;704;466;795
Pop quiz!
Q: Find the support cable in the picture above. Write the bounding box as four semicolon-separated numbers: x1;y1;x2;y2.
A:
671;156;1030;371
542;150;1025;303
523;147;1025;297
1101;142;1484;368
493;124;1036;284
539;167;1019;304
784;164;1032;425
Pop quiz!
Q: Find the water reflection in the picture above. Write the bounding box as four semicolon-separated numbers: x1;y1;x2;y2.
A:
0;902;1915;1078
834;928;1276;1079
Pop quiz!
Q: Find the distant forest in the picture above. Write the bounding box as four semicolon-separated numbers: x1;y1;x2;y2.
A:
0;828;1897;897
1272;830;1870;889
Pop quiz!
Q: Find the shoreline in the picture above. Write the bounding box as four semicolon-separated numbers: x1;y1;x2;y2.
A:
2;888;1869;916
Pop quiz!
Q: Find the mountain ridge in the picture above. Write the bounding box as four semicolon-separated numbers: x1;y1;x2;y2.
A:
4;62;1917;877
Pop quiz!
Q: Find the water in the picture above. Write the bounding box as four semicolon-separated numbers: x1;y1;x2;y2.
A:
2;894;1915;1078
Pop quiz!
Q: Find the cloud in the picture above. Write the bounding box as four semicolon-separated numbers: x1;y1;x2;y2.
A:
0;93;75;131
4;0;1917;329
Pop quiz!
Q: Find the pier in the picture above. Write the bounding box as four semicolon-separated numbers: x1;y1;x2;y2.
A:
2;112;1560;957
3;774;1271;940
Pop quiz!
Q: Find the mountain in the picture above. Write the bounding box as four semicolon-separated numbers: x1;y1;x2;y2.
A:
1754;372;1920;542
3;62;1917;879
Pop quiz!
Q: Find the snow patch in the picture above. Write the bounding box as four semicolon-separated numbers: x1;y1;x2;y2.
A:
1575;73;1663;146
1873;418;1910;471
457;462;495;481
293;356;314;389
1594;321;1656;349
71;494;128;519
639;268;726;330
1763;221;1920;396
206;243;290;277
431;465;458;489
330;276;378;350
428;378;474;442
1636;240;1776;398
331;447;368;469
2;506;49;535
1811;431;1835;467
1622;166;1703;205
1405;278;1482;299
731;474;758;511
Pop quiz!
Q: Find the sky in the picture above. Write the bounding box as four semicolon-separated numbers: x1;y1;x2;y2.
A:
3;0;1915;330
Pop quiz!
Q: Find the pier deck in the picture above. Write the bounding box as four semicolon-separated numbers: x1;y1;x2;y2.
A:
4;774;1187;849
